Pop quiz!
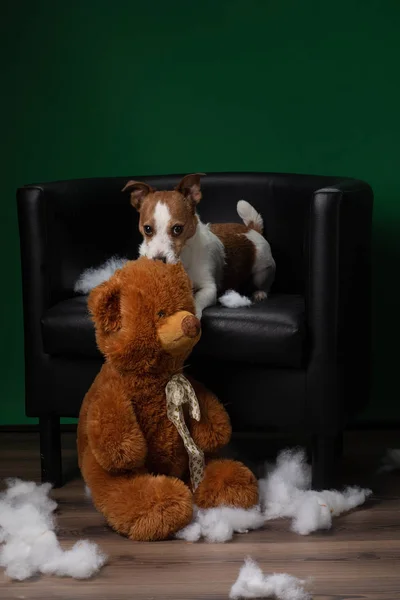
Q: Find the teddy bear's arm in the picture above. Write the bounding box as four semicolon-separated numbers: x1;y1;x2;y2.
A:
186;376;232;453
86;377;147;472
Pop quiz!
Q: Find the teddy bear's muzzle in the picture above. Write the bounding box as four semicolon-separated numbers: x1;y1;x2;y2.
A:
157;311;201;355
181;314;201;339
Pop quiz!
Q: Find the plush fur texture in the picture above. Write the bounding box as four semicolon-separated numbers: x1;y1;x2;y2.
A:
230;558;311;600
0;479;106;581
77;258;259;541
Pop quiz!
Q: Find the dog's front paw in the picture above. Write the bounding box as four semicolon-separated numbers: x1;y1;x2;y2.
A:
195;309;203;320
252;290;268;303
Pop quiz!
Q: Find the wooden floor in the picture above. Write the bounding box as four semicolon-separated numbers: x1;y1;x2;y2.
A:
1;430;400;599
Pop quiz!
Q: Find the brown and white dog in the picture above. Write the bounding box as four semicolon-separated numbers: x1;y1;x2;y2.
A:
121;174;275;318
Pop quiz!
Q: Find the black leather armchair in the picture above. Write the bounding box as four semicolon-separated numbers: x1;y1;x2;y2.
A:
17;173;373;489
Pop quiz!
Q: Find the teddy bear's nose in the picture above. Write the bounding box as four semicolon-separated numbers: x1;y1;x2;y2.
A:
181;314;200;339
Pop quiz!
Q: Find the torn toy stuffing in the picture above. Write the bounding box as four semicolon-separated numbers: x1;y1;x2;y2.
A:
176;448;372;542
219;290;252;308
379;448;400;473
176;505;265;543
74;256;128;294
229;557;311;600
0;478;107;581
259;449;372;535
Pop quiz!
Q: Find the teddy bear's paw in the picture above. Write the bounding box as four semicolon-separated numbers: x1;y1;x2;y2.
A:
194;459;259;510
125;475;193;542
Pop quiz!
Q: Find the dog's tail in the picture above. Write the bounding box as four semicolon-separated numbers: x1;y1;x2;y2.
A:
237;200;263;234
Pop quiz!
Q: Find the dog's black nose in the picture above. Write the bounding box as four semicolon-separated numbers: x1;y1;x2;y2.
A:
154;255;167;264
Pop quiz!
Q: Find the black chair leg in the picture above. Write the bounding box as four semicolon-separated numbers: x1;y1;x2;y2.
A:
334;431;344;461
39;415;62;487
311;433;343;490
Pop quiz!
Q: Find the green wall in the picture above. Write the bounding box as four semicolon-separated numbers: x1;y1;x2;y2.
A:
1;0;399;424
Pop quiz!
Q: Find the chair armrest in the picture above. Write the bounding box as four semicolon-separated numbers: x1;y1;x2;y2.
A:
17;186;52;416
17;177;143;307
306;179;373;423
17;186;50;339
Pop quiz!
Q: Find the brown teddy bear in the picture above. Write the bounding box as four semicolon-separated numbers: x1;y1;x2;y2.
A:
77;257;258;541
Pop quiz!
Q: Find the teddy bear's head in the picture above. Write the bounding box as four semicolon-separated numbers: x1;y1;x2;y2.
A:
88;257;201;373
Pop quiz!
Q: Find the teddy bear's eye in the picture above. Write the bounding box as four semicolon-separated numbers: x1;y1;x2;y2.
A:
158;310;166;318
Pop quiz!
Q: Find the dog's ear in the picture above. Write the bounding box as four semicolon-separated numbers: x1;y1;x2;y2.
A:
122;180;154;211
175;173;206;205
88;277;122;334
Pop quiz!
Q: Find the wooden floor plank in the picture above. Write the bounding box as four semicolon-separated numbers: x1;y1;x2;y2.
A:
1;430;400;598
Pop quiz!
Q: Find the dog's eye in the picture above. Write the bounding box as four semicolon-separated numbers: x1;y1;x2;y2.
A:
144;225;153;236
172;225;183;236
158;310;166;318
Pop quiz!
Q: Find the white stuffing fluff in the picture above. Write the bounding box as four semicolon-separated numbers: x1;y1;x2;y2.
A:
0;478;107;581
259;449;372;535
219;290;252;308
84;484;92;500
176;505;265;543
74;256;128;294
177;448;372;543
379;448;400;473
229;557;311;600
175;521;203;542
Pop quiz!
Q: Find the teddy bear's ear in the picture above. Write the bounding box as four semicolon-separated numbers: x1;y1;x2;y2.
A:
88;278;122;333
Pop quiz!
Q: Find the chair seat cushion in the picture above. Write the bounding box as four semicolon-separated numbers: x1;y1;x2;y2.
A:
193;294;305;367
41;294;306;368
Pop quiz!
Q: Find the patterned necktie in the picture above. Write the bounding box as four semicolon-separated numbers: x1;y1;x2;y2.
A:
165;374;205;490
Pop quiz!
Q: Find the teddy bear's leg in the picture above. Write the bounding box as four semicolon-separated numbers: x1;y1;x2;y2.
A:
193;459;259;509
81;448;193;541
